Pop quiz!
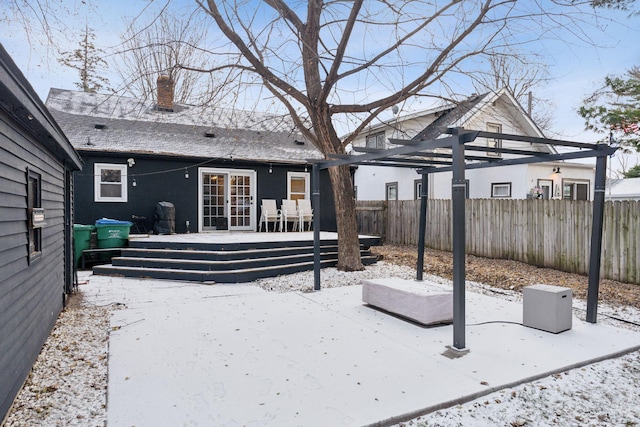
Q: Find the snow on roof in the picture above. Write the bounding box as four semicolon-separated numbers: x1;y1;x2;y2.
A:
45;88;321;164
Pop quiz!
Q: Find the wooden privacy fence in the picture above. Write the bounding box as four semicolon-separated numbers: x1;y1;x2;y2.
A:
356;199;640;285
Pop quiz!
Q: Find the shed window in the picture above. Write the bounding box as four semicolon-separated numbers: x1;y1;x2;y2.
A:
95;163;128;202
27;169;42;263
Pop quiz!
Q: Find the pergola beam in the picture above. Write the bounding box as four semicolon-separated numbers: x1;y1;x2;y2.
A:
311;127;617;352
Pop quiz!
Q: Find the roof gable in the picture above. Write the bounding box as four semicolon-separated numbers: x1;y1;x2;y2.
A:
411;89;555;155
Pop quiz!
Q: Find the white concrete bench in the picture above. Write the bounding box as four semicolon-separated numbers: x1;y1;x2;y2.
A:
362;277;453;326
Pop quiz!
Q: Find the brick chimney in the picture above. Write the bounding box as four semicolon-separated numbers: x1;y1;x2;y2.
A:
157;74;174;111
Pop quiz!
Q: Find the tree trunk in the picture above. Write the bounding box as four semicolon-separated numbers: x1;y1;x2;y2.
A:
327;164;363;271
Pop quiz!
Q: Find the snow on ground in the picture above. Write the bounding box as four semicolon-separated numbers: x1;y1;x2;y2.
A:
4;262;640;427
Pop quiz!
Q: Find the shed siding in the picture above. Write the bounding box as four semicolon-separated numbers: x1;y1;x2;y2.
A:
0;108;66;420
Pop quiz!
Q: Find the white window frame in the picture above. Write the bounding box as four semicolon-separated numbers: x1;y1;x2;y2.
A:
487;123;502;157
491;182;511;198
386;182;398;201
414;179;423;200
287;171;310;200
562;179;590;201
94;163;128;202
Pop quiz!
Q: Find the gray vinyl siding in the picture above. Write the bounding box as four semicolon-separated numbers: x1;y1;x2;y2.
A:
0;107;67;421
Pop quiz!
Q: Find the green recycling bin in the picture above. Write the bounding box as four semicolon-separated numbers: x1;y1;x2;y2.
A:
73;224;94;267
95;218;133;249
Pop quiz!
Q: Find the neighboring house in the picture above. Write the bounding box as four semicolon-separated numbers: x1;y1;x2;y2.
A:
605;177;640;201
351;89;595;201
45;79;336;233
0;44;82;422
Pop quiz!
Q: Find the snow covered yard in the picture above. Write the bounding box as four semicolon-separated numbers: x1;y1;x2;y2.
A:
3;262;640;427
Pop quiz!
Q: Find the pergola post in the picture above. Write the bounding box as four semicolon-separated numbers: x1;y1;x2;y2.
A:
586;153;608;322
451;130;467;350
312;163;321;291
416;172;429;281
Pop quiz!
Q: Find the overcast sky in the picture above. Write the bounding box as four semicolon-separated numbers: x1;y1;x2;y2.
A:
1;0;639;171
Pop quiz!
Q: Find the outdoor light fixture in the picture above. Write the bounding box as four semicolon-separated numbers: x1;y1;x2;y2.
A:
553;166;561;174
269;164;273;174
132;178;137;187
304;164;308;172
184;168;189;179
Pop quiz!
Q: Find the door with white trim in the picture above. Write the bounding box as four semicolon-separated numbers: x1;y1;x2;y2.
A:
199;168;256;231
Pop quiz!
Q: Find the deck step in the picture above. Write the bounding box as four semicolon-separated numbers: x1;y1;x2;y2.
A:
91;235;380;283
120;244;344;261
111;251;345;271
93;255;378;283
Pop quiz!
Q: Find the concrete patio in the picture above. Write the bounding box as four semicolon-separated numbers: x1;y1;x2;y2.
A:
82;273;640;427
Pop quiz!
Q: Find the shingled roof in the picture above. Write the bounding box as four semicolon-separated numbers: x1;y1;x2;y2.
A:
411;93;489;141
45;88;321;164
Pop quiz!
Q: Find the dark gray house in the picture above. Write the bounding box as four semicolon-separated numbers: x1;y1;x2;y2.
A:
45;81;338;233
0;44;82;422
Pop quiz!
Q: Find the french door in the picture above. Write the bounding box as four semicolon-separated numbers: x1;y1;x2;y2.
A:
199;168;256;231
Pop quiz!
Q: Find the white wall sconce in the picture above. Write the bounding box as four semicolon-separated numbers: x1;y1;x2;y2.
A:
132;178;137;187
184;168;190;179
127;158;135;167
269;164;273;174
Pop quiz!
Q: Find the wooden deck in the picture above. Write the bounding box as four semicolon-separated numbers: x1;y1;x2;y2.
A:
91;231;381;283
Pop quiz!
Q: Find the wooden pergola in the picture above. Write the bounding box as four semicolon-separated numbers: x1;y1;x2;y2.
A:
309;127;618;350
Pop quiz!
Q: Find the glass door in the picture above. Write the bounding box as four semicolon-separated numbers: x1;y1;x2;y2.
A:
229;173;253;229
199;168;256;231
202;173;226;231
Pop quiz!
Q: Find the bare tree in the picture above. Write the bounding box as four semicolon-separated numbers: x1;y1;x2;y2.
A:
174;0;612;271
114;9;216;105
472;52;554;134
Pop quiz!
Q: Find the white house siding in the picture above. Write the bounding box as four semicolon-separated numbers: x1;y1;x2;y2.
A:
355;164;421;200
351;90;595;201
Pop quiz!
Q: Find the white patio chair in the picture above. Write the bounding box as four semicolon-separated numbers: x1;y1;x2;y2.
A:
259;199;280;232
297;199;313;231
280;199;299;232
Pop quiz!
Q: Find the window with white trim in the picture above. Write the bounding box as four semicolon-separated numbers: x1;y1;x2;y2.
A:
563;180;589;201
386;182;398;201
366;131;385;149
287;172;310;201
486;123;502;157
491;182;511;198
95;163;128;202
414;179;423;200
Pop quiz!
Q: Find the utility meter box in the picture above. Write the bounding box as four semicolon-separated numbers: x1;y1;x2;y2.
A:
523;284;572;333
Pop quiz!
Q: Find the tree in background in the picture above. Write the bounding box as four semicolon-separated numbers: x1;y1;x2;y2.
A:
472;52;554;134
115;10;217;105
623;163;640;178
188;0;615;271
58;24;110;93
579;67;640;151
